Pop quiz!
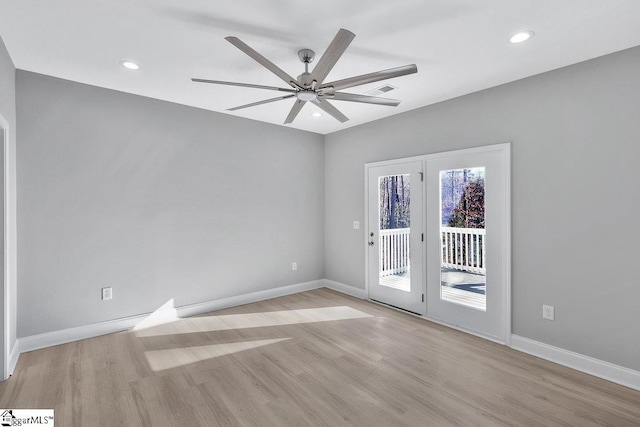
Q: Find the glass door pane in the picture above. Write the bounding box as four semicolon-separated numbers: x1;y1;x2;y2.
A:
378;174;411;292
439;167;486;311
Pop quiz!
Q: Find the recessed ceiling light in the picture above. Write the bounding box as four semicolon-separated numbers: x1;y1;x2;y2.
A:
120;60;140;70
509;31;535;44
311;112;322;118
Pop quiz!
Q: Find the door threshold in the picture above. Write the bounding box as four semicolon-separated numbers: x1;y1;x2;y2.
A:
369;299;422;316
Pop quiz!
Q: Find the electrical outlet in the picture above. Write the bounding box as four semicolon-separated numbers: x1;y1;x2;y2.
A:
542;304;554;320
291;262;297;271
353;221;360;230
102;287;113;301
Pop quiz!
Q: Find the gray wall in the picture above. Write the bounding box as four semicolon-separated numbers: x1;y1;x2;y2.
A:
325;46;640;371
0;34;17;374
11;42;640;373
17;71;324;337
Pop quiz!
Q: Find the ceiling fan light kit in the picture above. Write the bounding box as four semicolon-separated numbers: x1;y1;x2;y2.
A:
192;29;417;124
296;90;318;102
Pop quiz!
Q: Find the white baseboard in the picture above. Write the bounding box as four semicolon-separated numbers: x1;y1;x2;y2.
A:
18;313;149;354
323;279;367;299
15;279;324;358
511;335;640;391
178;280;323;318
8;342;19;376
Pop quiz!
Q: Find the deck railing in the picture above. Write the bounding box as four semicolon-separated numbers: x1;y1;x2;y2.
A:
378;227;486;277
379;228;410;277
441;226;486;274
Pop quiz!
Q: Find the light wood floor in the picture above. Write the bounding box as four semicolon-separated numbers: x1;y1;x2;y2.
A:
1;288;639;426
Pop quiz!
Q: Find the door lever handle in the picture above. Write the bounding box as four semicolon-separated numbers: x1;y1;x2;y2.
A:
368;241;374;246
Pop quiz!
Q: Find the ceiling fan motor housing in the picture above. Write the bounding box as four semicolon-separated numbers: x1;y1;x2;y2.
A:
297;71;314;87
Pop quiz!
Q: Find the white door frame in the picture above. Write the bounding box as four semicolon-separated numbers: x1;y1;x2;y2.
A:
364;143;511;344
0;113;9;380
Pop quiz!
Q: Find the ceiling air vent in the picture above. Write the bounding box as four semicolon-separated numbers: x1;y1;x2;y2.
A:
365;84;398;96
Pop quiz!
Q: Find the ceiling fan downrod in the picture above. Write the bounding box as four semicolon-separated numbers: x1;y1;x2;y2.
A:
297;49;316;86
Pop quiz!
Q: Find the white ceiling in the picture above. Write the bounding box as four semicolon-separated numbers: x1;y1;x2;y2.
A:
1;0;640;135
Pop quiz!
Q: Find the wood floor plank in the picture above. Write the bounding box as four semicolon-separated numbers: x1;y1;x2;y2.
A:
1;288;638;426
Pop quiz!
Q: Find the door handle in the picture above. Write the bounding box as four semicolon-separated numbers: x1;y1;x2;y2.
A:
368;241;375;246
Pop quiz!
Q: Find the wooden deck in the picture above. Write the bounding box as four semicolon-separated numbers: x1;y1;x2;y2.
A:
379;273;411;291
441;268;486;311
379;268;486;310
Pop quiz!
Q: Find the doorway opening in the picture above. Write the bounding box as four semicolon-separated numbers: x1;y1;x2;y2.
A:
366;143;510;344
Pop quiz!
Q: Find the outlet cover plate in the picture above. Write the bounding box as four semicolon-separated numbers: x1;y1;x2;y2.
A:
102;287;113;301
543;304;554;320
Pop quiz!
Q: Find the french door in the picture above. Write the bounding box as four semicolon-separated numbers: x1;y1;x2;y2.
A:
425;147;509;343
367;162;425;315
366;144;510;343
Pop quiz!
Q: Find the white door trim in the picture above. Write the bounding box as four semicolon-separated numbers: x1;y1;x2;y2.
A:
364;143;511;343
0;113;9;380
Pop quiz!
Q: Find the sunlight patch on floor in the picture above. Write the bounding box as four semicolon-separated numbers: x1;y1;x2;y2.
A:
133;299;179;331
135;306;373;337
144;338;291;371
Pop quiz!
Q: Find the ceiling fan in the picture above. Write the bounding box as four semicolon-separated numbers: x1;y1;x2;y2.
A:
192;29;417;124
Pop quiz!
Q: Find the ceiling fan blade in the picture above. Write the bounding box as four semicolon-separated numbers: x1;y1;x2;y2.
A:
320;64;417;92
228;94;296;111
309;29;355;85
191;78;296;93
284;100;306;124
312;99;349;123
321;92;401;107
225;36;302;90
